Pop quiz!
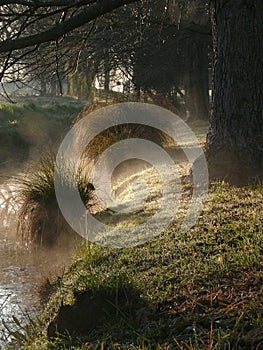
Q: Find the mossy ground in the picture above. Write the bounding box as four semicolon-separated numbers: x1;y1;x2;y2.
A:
12;181;263;350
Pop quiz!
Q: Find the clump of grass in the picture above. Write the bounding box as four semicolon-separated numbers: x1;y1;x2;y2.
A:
15;151;95;246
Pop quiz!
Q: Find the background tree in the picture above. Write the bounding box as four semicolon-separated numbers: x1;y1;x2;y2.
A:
167;0;212;120
96;0;212;119
0;0;139;98
0;0;212;121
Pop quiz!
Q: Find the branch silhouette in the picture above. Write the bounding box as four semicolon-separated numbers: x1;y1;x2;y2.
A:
0;0;139;53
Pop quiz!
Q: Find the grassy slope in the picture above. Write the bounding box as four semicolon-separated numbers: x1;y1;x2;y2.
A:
0;97;85;176
19;181;263;350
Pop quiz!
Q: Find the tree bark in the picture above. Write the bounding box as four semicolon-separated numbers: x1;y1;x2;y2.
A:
68;59;98;101
104;49;110;92
40;73;47;96
50;75;58;96
206;0;263;183
186;32;210;121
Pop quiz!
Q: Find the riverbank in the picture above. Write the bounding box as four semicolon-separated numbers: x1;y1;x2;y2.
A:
15;180;263;350
0;96;85;348
0;96;85;179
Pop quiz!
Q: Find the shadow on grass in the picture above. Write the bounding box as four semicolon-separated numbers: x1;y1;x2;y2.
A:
47;284;157;344
46;279;263;349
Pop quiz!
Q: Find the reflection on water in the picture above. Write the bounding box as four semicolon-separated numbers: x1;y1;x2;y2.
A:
0;180;77;348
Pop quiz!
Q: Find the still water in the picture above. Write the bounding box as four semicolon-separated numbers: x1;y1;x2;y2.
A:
0;179;75;348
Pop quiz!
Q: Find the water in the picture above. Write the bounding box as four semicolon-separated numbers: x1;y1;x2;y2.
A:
0;179;76;348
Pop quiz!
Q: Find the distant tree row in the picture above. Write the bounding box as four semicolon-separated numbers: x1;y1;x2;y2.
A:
0;0;212;121
0;0;262;182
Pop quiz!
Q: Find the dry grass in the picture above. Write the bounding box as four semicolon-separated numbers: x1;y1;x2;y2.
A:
73;100;175;168
15;151;94;246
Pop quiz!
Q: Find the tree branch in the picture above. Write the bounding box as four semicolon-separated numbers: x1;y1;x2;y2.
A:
0;0;139;53
0;1;85;6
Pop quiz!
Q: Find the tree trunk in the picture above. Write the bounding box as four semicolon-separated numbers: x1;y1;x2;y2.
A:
40;73;47;96
104;49;110;92
50;75;58;96
206;0;263;183
186;32;210;121
68;60;99;101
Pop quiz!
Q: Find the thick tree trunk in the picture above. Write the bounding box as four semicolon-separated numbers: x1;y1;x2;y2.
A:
206;0;263;183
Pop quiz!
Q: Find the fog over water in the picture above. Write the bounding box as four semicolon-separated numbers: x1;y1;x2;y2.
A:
0;175;76;346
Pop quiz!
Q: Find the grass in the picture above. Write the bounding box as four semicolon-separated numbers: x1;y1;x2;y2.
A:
15;151;94;246
0;97;85;173
13;99;172;247
74;100;175;167
10;181;263;350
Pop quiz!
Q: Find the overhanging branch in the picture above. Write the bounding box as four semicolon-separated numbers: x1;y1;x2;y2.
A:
0;0;139;53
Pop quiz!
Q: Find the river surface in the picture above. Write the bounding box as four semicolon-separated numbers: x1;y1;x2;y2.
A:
0;178;76;348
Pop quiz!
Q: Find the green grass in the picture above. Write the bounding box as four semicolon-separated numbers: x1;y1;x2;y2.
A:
9;181;263;350
0;97;85;172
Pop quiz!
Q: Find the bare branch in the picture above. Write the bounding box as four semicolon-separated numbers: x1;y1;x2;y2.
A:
0;1;93;7
0;0;139;53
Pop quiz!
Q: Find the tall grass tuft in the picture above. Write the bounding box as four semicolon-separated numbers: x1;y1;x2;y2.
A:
15;151;94;247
